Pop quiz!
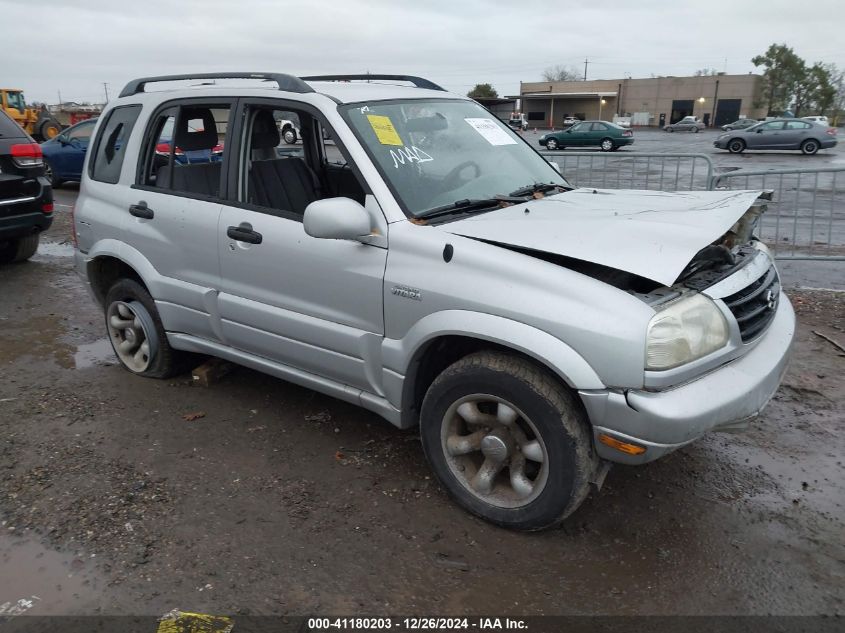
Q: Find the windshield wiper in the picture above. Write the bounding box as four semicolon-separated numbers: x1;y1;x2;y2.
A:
508;182;569;197
415;198;504;220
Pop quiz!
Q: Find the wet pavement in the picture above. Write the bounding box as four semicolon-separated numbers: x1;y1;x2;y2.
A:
0;188;843;617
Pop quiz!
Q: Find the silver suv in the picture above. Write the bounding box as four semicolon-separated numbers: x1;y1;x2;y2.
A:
74;72;795;530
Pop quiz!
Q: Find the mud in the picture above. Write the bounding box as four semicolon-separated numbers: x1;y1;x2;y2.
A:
0;195;843;616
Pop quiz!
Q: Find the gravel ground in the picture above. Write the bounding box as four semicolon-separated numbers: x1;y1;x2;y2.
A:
0;193;843;617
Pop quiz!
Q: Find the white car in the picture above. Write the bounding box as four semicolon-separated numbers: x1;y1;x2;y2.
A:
562;116;580;127
802;116;829;127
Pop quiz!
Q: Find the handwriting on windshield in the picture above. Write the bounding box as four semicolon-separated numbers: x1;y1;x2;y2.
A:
390;146;433;169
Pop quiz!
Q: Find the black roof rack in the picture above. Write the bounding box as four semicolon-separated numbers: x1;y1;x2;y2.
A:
300;74;445;92
118;72;314;98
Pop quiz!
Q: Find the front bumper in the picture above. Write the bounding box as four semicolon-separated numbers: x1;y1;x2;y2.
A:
580;293;795;465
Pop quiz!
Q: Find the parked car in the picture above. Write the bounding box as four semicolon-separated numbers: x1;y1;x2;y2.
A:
0;109;53;263
613;116;632;128
721;118;757;131
507;114;528;131
41;117;97;187
714;118;837;155
539;120;633;151
802;115;829;127
664;116;706;132
74;72;794;530
562;116;580;127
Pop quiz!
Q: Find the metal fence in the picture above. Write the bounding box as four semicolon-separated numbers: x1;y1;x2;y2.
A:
545;152;715;192
711;167;845;260
544;151;845;260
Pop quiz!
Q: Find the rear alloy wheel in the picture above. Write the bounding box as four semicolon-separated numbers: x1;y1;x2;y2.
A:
283;127;297;144
600;138;614;152
801;139;819;155
728;139;745;154
420;351;597;530
545;138;559;150
104;279;192;378
667;127;674;132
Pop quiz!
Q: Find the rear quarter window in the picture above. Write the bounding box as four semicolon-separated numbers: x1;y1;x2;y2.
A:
0;110;26;138
89;105;141;184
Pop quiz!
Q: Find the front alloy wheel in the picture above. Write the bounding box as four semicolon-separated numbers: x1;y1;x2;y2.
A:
420;351;597;530
441;395;549;507
545;138;558;150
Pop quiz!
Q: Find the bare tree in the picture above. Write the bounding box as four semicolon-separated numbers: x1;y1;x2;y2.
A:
541;65;582;82
694;68;720;76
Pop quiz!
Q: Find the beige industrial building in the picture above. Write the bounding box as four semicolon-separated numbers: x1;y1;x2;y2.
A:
514;74;766;128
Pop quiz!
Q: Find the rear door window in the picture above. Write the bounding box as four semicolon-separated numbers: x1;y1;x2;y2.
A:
90;105;141;183
0;110;25;138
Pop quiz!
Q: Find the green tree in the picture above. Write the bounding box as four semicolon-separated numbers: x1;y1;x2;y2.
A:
826;64;845;125
467;83;498;99
752;44;805;115
793;62;835;116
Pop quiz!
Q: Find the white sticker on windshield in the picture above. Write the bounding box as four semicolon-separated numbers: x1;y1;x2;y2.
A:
464;118;517;146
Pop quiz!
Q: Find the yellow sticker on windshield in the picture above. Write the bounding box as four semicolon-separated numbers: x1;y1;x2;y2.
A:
367;114;403;145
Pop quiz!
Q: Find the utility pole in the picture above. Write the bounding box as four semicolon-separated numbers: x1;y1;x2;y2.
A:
583;58;589;81
102;82;110;103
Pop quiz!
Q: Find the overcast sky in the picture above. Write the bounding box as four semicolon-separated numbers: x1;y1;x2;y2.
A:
2;0;843;104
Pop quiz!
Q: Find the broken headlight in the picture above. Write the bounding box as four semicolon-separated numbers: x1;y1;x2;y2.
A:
645;293;729;370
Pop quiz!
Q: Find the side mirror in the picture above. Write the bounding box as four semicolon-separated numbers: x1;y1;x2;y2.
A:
304;197;371;241
58;136;69;145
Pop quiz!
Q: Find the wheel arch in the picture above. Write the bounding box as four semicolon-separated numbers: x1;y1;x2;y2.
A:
84;243;158;306
385;311;605;429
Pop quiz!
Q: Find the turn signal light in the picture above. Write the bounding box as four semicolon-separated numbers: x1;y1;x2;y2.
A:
598;434;647;456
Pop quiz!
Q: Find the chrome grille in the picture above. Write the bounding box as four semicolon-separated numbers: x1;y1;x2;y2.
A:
722;266;780;343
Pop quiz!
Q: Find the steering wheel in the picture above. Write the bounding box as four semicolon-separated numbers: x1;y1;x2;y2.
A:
442;160;481;191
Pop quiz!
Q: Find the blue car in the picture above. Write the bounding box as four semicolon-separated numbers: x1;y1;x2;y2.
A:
41;118;97;187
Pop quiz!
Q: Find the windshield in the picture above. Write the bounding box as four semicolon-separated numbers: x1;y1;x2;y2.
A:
341;99;568;217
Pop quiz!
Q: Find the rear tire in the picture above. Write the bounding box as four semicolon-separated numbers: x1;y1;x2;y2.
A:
692;127;700;133
282;126;297;144
420;351;597;531
600;138;614;152
728;139;745;153
104;279;192;379
667;127;674;132
0;233;40;264
801;139;819;155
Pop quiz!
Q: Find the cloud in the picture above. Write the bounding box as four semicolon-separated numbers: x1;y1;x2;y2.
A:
0;0;841;103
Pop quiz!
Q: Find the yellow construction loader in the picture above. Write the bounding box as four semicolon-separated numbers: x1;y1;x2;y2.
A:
1;88;62;141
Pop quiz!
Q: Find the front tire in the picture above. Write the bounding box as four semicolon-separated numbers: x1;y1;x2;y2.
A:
545;138;559;150
420;352;597;531
44;162;63;188
801;139;819;155
104;279;191;378
39;119;61;141
728;139;745;153
282;126;297;144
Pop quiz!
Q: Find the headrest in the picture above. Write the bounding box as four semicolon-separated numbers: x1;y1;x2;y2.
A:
251;110;281;150
175;108;219;151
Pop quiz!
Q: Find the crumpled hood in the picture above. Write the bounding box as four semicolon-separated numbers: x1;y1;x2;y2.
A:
437;188;762;286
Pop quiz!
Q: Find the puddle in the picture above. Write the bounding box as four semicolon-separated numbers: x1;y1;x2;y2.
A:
35;241;75;258
74;339;117;369
0;534;100;615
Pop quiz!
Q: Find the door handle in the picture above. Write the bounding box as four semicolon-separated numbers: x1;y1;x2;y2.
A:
227;222;263;244
129;201;154;220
